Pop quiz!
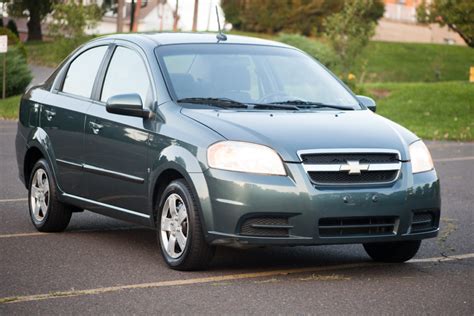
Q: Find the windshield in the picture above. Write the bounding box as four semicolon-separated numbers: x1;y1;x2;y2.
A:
156;44;361;109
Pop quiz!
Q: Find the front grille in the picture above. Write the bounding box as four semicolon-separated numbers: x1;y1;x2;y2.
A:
308;170;399;184
319;216;397;237
240;216;292;237
299;150;401;185
301;153;399;165
411;211;437;233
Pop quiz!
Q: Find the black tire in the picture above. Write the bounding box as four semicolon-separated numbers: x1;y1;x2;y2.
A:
28;159;72;232
156;179;215;270
363;240;421;263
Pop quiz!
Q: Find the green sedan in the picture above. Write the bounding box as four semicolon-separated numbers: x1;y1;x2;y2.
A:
15;33;440;270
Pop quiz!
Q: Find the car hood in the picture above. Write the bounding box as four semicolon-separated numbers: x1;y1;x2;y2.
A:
181;108;418;162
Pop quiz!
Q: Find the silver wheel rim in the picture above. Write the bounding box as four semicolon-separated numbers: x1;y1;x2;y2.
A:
30;168;50;222
160;193;189;259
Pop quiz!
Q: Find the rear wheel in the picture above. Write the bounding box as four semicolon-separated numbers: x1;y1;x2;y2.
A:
156;179;215;270
363;240;421;263
28;159;72;232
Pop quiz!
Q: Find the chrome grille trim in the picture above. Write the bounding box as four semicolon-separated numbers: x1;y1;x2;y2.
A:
297;148;402;186
302;162;401;172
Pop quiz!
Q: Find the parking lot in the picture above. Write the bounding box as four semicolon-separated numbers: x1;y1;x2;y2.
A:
0;119;473;314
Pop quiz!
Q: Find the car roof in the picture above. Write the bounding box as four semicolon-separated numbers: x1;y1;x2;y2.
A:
91;32;292;50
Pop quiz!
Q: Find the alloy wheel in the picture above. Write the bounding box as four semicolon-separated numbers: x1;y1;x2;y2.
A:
160;193;189;258
30;168;50;222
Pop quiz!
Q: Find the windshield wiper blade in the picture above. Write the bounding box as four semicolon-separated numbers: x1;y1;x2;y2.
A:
270;100;354;110
177;97;248;109
252;103;300;111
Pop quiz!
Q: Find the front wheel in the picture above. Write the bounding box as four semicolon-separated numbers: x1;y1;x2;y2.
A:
156;179;215;270
363;240;421;263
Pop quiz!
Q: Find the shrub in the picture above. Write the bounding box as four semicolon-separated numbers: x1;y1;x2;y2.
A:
0;47;33;97
276;33;336;68
0;27;27;59
6;20;19;38
49;2;102;38
324;0;378;74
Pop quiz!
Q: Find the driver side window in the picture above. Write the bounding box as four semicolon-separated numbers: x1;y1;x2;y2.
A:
101;47;152;105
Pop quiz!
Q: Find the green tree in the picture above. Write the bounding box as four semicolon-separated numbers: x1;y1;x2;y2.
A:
221;0;383;36
49;2;103;38
417;0;474;48
324;0;382;75
222;0;345;36
2;0;58;41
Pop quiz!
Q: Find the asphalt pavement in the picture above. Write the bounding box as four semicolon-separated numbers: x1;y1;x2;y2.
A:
0;119;473;314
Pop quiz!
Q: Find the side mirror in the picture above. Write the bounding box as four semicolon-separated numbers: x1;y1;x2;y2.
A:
357;95;376;112
106;93;150;118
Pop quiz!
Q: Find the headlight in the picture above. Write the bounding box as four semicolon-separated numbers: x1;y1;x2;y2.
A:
207;141;286;175
409;140;434;173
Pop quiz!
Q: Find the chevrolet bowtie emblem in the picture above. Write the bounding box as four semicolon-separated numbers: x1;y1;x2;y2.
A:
340;160;370;175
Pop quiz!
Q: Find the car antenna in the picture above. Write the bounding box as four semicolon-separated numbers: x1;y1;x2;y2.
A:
215;6;227;42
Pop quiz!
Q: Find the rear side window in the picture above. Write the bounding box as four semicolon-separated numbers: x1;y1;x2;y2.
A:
100;47;151;104
62;46;108;98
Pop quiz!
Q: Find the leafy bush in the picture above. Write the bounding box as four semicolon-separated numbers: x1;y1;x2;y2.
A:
49;2;102;38
26;36;92;67
276;33;336;68
324;0;378;75
0;47;33;97
0;27;27;59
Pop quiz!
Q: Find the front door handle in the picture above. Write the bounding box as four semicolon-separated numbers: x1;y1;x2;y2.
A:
44;109;56;121
89;121;103;135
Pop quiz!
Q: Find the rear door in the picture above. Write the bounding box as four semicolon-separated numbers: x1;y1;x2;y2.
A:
41;45;109;196
83;45;154;217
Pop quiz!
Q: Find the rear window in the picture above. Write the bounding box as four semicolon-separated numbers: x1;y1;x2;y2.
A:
62;46;108;98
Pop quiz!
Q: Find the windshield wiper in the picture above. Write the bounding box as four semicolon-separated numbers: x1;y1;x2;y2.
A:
270;100;354;111
177;97;248;109
252;103;300;111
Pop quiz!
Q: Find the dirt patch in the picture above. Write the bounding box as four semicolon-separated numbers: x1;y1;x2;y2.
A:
369;88;392;99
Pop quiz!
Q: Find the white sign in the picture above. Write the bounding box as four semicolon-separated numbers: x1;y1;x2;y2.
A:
0;36;7;53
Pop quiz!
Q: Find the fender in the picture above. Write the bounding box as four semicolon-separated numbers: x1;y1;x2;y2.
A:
149;144;215;234
25;127;64;196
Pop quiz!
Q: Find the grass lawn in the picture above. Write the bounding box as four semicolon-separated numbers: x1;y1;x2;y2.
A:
0;95;21;120
232;32;474;83
366;81;474;141
358;41;474;83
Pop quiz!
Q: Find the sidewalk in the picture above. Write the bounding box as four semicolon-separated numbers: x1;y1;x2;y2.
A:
28;65;54;87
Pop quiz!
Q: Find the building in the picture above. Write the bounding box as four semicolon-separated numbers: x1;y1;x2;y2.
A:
91;0;223;34
374;0;465;45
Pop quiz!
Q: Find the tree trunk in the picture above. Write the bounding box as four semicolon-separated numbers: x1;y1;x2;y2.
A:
192;0;199;32
27;9;42;41
117;0;124;33
132;0;142;32
447;23;473;48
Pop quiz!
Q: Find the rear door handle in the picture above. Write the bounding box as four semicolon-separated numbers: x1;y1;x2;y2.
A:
44;109;56;121
89;121;103;135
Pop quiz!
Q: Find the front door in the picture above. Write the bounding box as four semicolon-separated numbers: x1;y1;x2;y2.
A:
83;46;153;217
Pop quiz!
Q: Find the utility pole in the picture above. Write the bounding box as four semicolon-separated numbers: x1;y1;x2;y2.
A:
117;0;124;33
173;0;180;32
132;0;142;32
192;0;199;32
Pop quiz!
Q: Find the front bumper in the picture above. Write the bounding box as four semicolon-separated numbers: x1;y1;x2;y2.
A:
200;162;440;247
